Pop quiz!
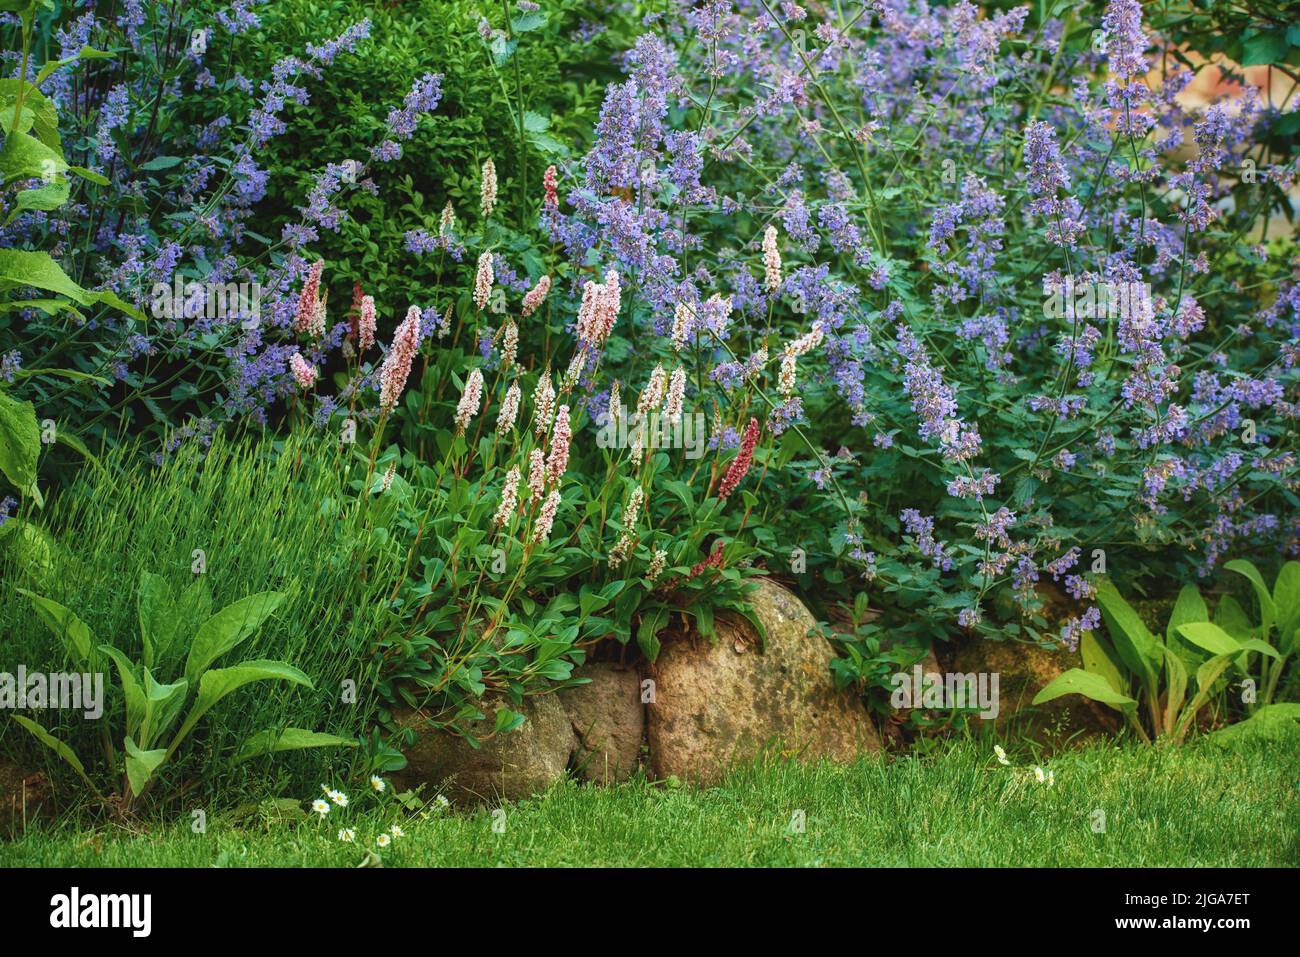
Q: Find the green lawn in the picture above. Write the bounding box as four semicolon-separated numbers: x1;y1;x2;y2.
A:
3;739;1296;867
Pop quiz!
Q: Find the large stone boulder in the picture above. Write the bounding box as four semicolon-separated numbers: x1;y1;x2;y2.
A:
952;638;1119;743
392;693;576;803
559;663;644;784
646;579;881;784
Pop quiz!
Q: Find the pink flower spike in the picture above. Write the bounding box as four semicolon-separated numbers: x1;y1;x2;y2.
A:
379;306;421;414
290;352;318;390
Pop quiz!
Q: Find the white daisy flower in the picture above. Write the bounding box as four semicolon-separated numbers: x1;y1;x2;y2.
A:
376;833;391;848
370;775;386;793
994;745;1010;766
435;795;450;810
1034;766;1046;783
338;828;356;843
390;824;405;839
312;799;330;818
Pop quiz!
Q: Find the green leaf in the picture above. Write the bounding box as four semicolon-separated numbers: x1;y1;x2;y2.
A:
637;605;670;662
1095;579;1159;692
1031;668;1137;712
124;736;167;797
0;389;40;492
18;589;98;670
1273;562;1300;652
138;155;183;172
1225;559;1276;637
1166;584;1208;644
11;714;92;786
511;11;547;32
4;176;68;225
169;660;313;755
0;126;66;187
1216;594;1253;643
1161;645;1188;737
1241;28;1289;66
184;592;285;687
0;248;143;318
1177;621;1243;657
0;80;59;146
232;728;357;764
1079;629;1125;694
99;644;144;739
136;572;175;669
494;707;525;734
32;45;112;88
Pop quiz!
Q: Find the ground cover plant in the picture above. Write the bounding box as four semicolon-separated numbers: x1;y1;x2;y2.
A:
0;0;1296;870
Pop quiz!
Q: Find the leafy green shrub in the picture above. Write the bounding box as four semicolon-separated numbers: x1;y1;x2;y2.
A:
0;430;405;810
1033;575;1291;742
13;575;355;813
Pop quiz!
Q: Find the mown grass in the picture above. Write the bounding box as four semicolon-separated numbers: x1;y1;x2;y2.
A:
4;738;1296;867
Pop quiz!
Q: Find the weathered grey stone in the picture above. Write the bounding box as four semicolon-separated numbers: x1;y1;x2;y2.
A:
560;663;644;784
646;579;881;784
392;693;576;803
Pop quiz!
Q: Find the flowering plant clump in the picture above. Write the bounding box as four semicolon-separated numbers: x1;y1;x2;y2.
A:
2;0;1297;766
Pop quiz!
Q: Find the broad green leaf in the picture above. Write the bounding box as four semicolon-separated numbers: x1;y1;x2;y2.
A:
18;589;98;670
1161;645;1188;737
4;176;68;225
1273;562;1300;652
1031;667;1137;712
32;45;112;88
0;126;66;187
1080;629;1125;694
494;707;525;734
124;736;167;797
1225;559;1275;637
99;644;144;739
169;660;312;755
184;592;285;687
1177;622;1243;657
11;714;92;786
0;79;59;147
637;605;670;663
1166;584;1208;644
136;572;175;669
232;728;358;764
140;669;188;750
1194;652;1235;696
1095;579;1159;692
0;248;143;318
1216;594;1253;643
0;389;39;492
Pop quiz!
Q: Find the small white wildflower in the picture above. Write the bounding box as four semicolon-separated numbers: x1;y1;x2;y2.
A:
1034;766;1046;783
370;775;386;792
328;789;348;807
993;745;1010;766
312;799;330;818
376;833;392;848
338;828;356;843
435;795;451;810
390;824;405;839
